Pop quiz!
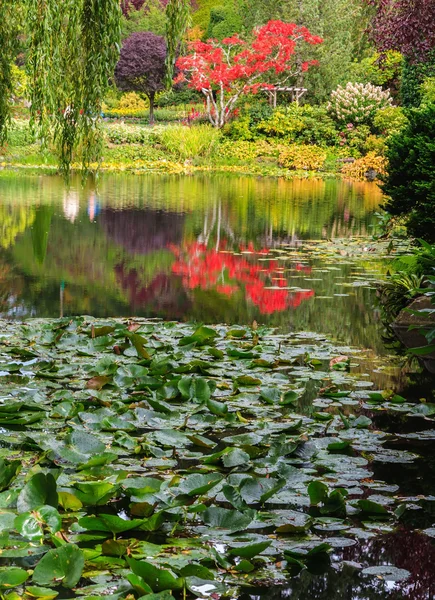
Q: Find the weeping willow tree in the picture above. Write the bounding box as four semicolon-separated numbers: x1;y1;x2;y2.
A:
165;0;191;88
0;1;19;145
0;0;191;175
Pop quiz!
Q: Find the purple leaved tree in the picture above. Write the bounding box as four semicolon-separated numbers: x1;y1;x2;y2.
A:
115;31;166;124
367;0;435;62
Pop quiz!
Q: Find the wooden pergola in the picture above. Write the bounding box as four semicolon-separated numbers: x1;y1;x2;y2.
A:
264;86;308;108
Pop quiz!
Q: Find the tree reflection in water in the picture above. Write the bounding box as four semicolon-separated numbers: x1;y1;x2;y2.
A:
239;529;435;600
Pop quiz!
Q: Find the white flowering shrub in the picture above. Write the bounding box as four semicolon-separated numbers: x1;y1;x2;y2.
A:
328;82;393;126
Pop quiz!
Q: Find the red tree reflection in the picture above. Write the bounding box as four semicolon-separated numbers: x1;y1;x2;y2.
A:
170;242;314;314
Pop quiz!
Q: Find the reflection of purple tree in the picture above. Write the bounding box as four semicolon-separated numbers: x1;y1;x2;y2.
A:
99;208;188;316
99;209;184;254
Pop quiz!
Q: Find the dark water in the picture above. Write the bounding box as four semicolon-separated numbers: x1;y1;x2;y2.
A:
0;173;386;349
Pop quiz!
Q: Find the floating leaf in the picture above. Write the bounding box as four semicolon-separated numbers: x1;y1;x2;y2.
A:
32;544;84;588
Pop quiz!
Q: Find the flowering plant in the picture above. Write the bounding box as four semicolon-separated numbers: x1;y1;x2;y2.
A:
175;21;322;128
328;82;392;126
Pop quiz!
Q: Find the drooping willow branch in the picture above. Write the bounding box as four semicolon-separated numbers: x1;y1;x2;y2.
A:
26;0;121;175
0;1;19;145
165;0;191;88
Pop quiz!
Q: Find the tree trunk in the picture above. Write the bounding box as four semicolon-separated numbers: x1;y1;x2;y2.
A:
148;92;155;125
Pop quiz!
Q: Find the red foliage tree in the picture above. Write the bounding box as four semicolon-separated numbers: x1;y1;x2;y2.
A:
115;31;166;124
367;0;435;61
175;20;322;128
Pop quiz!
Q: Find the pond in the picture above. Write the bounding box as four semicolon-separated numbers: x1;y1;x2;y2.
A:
1;174;385;349
0;174;434;600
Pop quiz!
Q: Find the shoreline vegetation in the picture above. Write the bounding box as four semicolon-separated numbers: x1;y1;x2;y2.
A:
0;122;383;180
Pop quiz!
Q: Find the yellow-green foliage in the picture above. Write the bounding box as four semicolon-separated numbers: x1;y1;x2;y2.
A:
374;106;408;137
158;124;221;160
192;0;224;33
219;139;277;161
258;109;305;138
341;151;387;180
279;144;327;171
118;92;149;111
365;134;386;155
11;65;28;102
420;76;435;105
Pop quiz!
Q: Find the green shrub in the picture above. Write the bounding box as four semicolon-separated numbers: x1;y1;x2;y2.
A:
256;104;338;147
7;120;33;147
374;106;408;137
338;124;371;156
420;77;435;106
219;139;277;161
328;82;393;126
205;5;243;40
382;104;435;242
348;51;402;88
156;88;203;107
278;144;327;171
223;115;256;141
257;107;305;139
158;124;221;160
103;123;157;144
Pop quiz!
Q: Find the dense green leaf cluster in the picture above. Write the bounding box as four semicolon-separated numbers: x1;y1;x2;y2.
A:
0;317;431;596
382;104;435;242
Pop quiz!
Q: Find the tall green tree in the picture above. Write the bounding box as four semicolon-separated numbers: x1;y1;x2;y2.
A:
238;0;372;102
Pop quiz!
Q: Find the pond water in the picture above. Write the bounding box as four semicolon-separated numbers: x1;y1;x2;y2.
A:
1;174;385;349
1;174;434;600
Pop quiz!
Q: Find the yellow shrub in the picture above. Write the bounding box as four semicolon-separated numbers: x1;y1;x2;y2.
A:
118;92;149;110
220;140;276;161
278;144;327;170
341;151;387;180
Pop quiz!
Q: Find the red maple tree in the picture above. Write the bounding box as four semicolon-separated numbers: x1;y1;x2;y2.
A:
175;20;322;127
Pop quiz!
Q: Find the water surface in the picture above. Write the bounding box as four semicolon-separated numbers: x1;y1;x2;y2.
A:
0;174;385;350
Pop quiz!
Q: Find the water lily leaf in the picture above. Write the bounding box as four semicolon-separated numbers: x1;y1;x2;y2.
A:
178;377;211;403
355;499;390;515
308;481;328;506
179;326;218;347
32;543;84;588
281;390;299;405
260;387;281;404
86;376;112;390
127;558;184;591
58;492;83;511
202;507;254;532
179;565;215;579
102;539;130;557
78;514;144;534
327;439;351;451
0;567;29;589
137;593;174;600
177;473;223;496
222;448;250;468
205;398;227;416
228;540;271;559
233;559;255;573
353;415;372;429
362;566;410;582
0;459;22;492
73;481;119;506
127;573;153;596
17;473;58;514
25;586;59;599
235;375;261;386
15;506;62;541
